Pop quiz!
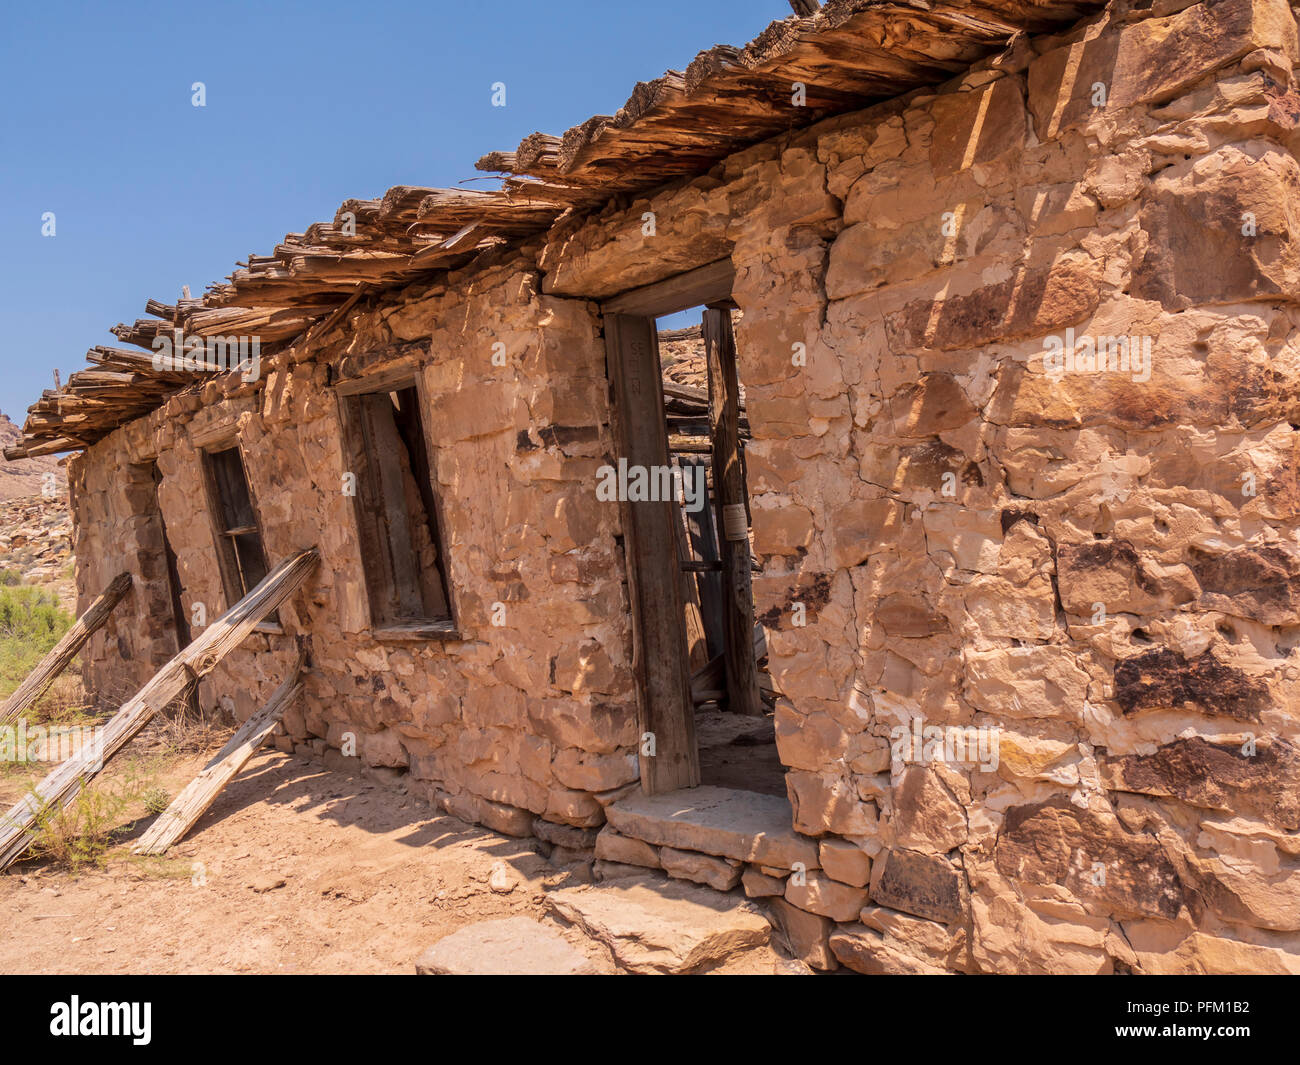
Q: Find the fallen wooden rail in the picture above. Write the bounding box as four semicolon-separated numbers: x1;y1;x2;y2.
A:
0;572;132;727
0;548;319;871
133;647;307;855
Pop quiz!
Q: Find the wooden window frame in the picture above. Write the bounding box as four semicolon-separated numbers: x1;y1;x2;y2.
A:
198;439;281;635
334;367;460;641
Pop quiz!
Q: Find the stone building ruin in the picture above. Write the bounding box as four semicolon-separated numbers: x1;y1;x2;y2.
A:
8;0;1300;973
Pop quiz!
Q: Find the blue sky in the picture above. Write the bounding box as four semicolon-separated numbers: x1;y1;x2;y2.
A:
0;0;788;422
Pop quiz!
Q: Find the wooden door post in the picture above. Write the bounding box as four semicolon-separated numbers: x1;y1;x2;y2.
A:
604;314;699;793
704;307;764;716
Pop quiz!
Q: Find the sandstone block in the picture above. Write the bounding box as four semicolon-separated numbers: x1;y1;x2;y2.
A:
1101;736;1300;831
533;818;600;851
547;875;770;974
553;747;640;791
767;896;838;971
1112;648;1269;721
594;859;652;881
742;867;788;898
1028;0;1298;140
659;847;743;891
1133;145;1300;310
415;917;599;975
889;767;968;855
995;796;1182;921
605;785;820;869
829;924;948;975
963;645;1090;720
785;870;870;922
870;848;967;924
786;770;878;837
818;838;872;888
594;828;662;869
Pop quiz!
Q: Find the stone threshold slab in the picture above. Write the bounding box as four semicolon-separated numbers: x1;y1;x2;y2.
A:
547;874;771;974
606;784;820;870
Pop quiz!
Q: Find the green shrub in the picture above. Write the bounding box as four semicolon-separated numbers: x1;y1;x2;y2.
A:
0;584;74;700
26;777;140;871
142;787;171;815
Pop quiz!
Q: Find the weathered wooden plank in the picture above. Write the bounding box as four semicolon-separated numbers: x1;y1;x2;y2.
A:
673;493;710;673
601;260;735;318
0;548;319;871
704;307;764;716
683;456;726;663
359;393;423;620
132;650;306;855
604;314;698;793
389;385;452;620
0;573;132;727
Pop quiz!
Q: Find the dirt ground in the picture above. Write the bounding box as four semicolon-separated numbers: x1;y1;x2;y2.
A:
0;747;789;974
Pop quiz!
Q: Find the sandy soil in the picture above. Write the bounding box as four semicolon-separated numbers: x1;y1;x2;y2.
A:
0;749;786;974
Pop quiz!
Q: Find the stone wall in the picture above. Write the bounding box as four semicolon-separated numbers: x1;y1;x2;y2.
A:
723;0;1300;973
70;254;641;831
70;0;1300;973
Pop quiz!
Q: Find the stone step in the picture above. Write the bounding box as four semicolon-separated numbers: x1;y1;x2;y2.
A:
414;916;604;975
605;785;819;871
547;873;772;974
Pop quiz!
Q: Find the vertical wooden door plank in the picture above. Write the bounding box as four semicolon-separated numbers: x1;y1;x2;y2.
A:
704;307;764;716
683;455;725;662
604;314;699;793
359;393;423;620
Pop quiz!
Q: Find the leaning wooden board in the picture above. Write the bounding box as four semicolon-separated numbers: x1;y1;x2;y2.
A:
0;548;319;871
133;649;307;855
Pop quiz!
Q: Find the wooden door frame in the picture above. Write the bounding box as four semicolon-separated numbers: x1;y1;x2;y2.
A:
600;259;735;795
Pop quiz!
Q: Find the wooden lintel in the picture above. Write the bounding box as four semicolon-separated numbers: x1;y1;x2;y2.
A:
600;260;735;318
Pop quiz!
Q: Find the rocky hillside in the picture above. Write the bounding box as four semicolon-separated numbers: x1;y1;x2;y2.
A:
0;495;74;609
0;413;65;501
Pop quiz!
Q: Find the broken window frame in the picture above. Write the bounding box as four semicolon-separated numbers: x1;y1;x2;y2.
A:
335;368;458;640
199;441;280;633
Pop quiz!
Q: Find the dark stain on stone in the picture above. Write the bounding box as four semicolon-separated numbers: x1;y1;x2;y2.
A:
903;440;967;487
871;847;966;924
876;594;950;637
758;572;832;628
892;262;1098;352
1101;735;1300;831
1058;538;1162;596
996;795;1183;921
1192;543;1300;625
537;424;601;451
1266;85;1300;129
1113;647;1269;720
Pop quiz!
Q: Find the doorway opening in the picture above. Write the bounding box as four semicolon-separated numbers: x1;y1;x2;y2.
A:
132;461;198;713
602;262;782;798
657;308;783;797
